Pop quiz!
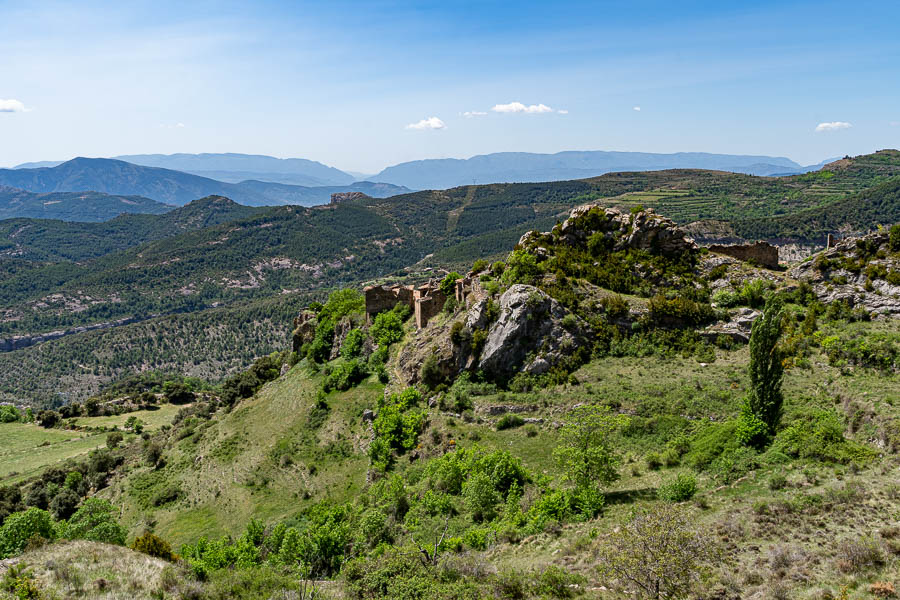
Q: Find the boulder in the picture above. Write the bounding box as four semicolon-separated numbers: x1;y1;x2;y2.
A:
478;284;590;378
701;307;760;343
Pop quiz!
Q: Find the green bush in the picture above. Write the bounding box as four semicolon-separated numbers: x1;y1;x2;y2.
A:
60;498;127;545
340;328;365;359
131;531;177;561
322;359;368;393
439;272;462;297
889;223;900;251
496;414;525;430
773;409;876;464
0;405;22;423
0;508;56;558
658;473;698;502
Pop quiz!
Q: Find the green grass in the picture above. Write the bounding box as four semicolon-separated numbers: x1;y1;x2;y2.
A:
72;403;184;432
0;423;105;484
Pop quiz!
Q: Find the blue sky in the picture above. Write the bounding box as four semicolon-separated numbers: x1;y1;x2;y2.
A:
1;0;898;172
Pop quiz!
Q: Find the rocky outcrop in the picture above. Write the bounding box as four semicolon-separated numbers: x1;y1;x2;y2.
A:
701;308;760;343
522;205;697;257
791;231;900;318
292;310;318;353
0;315;148;353
478;284;590;378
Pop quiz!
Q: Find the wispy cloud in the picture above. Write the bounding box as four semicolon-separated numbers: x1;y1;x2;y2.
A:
0;99;30;113
492;102;555;114
633;106;641;111
557;109;569;115
406;116;446;130
158;122;186;129
462;111;487;118
815;121;852;132
891;121;900;127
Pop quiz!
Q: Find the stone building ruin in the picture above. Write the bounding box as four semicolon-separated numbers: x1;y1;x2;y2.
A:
364;272;489;330
706;241;779;269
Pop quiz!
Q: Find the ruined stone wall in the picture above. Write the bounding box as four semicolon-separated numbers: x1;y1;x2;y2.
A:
707;241;779;269
364;285;414;322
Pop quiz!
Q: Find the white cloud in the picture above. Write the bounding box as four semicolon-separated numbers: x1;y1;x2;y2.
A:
633;106;641;111
158;122;187;129
815;121;852;132
0;99;29;113
557;109;569;115
491;101;554;114
462;111;487;118
891;121;900;127
406;116;446;130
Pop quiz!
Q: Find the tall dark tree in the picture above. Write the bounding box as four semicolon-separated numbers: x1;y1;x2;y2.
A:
747;296;785;436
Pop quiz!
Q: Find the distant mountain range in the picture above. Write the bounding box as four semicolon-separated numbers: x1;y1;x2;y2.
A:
0;186;172;222
370;151;833;190
16;153;356;187
0;158;408;207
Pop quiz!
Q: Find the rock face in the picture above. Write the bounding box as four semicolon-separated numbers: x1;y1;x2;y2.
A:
791;231;900;318
701;307;760;343
291;310;318;353
478;285;590;378
523;204;697;258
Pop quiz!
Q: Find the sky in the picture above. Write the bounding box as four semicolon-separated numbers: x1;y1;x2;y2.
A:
1;0;899;173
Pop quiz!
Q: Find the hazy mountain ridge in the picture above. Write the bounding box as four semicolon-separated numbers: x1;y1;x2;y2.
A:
0;186;172;222
371;150;822;189
0;158;406;207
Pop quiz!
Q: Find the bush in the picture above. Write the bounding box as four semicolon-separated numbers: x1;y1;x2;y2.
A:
836;536;885;573
596;505;717;599
106;431;124;449
322;359;368;393
60;498;127;545
658;473;698;502
371;308;405;347
890;223;900;252
340;328;365;359
496;414;525;431
0;508;56;558
132;531;177;561
0;405;22;423
439;272;463;297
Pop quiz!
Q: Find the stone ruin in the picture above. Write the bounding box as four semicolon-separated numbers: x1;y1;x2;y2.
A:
364;280;446;330
364;272;489;330
706;241;779;269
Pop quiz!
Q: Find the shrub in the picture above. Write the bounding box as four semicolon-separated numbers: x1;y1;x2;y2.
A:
596;505;717;599
503;249;543;285
496;414;525;431
0;405;22;423
740;279;769;308
645;452;663;471
60;498;127;545
890;224;900;252
371;305;408;348
711;289;740;308
471;259;489;273
340;328;365;359
420;353;443;389
0;508;56;558
658;474;698;502
322;359;368;393
439;272;463;297
647;294;716;327
554;405;625;491
836;536;885;573
106;431;124;449
1;563;41;599
132;531;177;561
